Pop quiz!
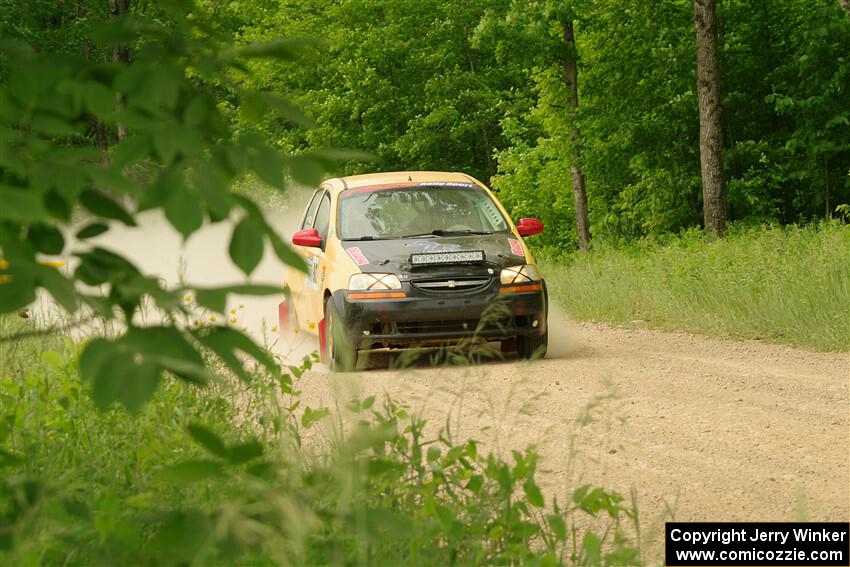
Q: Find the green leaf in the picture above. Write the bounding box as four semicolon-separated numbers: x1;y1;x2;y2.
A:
28;225;64;254
122;326;209;384
79;339;116;381
92;356;160;413
183;95;210;126
229;217;264;275
74;247;141;286
286;155;325;186
88;18;140;46
260;93;314;127
186;424;228;459
158;460;223;484
30;113;75;136
307;148;374;164
193;326;278;382
45;190;72;221
573;485;624;518
523;477;545;508
140;167;182;211
0;275;36;313
252;145;284;188
465;474;484;494
147;510;209;564
87;167;137;194
165;188;203;240
583;532;602;566
76;223;109;239
112;135;150;168
226;440;263;464
547;513;567;541
153;128;180;164
0;186;49;221
82;81;114;116
37;265;77;313
79;189;136;226
42;350;63;369
268;230;307;272
0;448;23;467
195;284;282;313
235;38;320;60
301;406;330;428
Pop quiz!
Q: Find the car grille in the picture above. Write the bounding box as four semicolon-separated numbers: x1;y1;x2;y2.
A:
412;277;491;293
396;319;484;334
366;315;532;337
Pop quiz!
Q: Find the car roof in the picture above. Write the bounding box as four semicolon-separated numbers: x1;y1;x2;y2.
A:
321;171;485;195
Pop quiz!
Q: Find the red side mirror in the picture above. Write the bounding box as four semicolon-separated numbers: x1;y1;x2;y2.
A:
292;228;322;248
517;218;544;237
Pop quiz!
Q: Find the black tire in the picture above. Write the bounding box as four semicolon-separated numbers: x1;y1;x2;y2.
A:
325;297;357;372
517;329;548;360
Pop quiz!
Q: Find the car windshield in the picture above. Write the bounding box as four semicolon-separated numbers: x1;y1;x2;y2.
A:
338;183;510;240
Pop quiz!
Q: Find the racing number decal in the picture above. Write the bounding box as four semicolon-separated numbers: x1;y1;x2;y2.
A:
509;239;524;257
346;247;369;266
305;254;319;290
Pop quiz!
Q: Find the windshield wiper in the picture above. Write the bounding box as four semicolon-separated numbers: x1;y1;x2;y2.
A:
344;236;383;241
402;229;493;238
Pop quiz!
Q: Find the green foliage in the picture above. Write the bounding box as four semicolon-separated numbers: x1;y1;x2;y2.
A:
226;0;529;184
544;222;850;351
0;0;339;410
220;0;850;248
491;0;850;246
0;316;641;565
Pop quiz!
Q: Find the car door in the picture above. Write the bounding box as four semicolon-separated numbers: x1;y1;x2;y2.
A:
288;189;323;328
303;190;333;328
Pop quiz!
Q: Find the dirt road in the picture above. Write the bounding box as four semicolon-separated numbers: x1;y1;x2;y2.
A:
63;209;848;563
294;319;848;557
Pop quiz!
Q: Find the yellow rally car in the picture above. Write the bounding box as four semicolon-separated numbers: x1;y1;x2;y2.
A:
280;171;547;370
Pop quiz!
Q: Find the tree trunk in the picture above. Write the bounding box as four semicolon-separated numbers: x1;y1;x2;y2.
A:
693;0;726;236
112;0;130;142
77;0;109;156
562;20;591;252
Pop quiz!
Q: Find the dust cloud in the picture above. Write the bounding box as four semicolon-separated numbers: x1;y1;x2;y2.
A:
545;302;582;359
33;186;318;361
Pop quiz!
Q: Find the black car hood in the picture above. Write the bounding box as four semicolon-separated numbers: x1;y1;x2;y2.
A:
341;234;527;277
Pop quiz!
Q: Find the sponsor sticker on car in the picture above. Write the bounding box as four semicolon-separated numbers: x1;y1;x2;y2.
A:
346;247;370;265
306;254;320;290
509;238;524;256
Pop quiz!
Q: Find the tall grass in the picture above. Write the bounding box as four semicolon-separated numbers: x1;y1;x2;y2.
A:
0;314;641;565
543;222;850;351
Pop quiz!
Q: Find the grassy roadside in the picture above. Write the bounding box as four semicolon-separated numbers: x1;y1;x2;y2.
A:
0;314;640;565
542;222;850;352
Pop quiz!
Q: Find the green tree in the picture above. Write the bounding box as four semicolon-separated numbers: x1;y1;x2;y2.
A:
0;0;330;410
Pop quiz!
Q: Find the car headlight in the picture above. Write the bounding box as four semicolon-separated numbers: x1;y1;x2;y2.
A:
349;273;402;291
500;264;541;285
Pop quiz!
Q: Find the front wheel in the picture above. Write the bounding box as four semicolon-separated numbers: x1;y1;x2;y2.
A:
324;297;357;372
517;329;548;360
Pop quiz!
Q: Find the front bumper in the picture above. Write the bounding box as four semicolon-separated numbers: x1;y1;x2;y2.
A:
332;280;548;349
